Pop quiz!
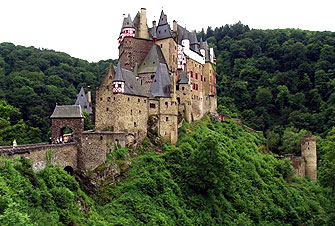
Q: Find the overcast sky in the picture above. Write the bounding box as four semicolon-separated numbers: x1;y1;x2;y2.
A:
1;0;334;62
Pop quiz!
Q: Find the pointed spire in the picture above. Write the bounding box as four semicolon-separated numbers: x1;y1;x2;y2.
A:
158;10;168;26
113;62;125;82
123;14;134;28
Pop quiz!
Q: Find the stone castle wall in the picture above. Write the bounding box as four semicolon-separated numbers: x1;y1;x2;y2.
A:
78;131;126;170
119;37;153;71
0;143;78;171
156;38;178;72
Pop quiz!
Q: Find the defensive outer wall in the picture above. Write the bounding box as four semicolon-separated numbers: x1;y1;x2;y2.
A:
0;131;127;172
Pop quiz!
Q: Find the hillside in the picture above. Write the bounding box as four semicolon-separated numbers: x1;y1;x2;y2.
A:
0;117;334;225
0;42;115;143
197;24;335;155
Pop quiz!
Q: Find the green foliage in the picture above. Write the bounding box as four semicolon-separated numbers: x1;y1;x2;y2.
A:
0;157;101;225
93;118;332;225
201;25;335;154
83;110;93;130
0;99;41;145
0;42;115;141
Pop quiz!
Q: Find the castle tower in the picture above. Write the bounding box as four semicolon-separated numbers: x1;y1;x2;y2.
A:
301;135;317;182
138;8;149;39
112;62;125;94
118;14;135;46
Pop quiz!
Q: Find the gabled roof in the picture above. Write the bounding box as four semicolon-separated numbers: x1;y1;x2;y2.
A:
178;71;189;84
50;105;84;119
113;66;148;97
113;62;125;82
158;10;168;26
75;87;92;114
156;24;173;40
138;45;167;74
189;31;199;44
149;63;171;98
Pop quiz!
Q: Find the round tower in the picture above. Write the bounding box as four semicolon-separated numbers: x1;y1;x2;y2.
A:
118;14;135;46
301;135;317;182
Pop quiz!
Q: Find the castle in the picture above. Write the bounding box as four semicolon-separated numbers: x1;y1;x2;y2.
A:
0;8;218;172
94;8;217;145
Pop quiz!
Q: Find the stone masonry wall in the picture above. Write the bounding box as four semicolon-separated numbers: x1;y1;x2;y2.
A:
156;38;178;72
2;143;78;171
119;37;153;71
51;118;84;143
77;131;126;170
158;97;178;144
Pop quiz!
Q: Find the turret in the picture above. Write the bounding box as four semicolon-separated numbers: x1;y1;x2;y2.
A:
118;14;135;46
138;8;149;39
112;62;125;94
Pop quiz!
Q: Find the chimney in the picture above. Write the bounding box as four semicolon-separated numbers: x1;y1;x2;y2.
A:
152;20;157;44
139;8;149;39
173;20;177;32
87;85;92;108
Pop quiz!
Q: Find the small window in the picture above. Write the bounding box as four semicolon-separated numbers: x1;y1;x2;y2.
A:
134;122;137;128
144;100;147;103
128;97;130;101
165;101;168;108
139;110;141;114
138;99;140;103
100;136;103;141
151;74;155;79
100;97;103;101
107;97;111;102
160;44;163;48
113;96;116;101
106;107;109;111
182;86;185;91
166;117;169;121
130;109;133;115
84;105;87;109
107;85;109;91
150;103;156;108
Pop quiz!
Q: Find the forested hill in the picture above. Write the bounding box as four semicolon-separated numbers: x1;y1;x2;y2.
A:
197;23;335;154
0;42;115;144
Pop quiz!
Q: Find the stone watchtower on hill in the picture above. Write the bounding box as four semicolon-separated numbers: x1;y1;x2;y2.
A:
301;135;317;182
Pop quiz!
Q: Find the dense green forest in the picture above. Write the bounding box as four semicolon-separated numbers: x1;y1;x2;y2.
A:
1;118;334;225
197;23;335;154
0;42;115;144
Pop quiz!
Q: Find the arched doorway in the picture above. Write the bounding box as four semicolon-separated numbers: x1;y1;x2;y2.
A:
57;126;73;143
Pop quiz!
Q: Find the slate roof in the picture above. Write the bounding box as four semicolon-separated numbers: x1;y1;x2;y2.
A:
113;61;125;82
123;14;134;28
113;66;148;97
138;45;167;74
75;87;92;114
158;10;168;26
50;105;84;119
149;63;171;97
177;71;189;84
177;25;201;53
156;10;173;40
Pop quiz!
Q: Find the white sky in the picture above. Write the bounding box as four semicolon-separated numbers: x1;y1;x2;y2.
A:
1;0;334;62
